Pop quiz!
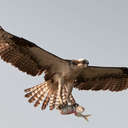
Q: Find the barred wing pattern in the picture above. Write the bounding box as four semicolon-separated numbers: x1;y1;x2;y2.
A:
0;27;72;111
0;26;66;77
75;66;128;91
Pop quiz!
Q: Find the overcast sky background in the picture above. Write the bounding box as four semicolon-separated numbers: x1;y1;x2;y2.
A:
0;0;128;128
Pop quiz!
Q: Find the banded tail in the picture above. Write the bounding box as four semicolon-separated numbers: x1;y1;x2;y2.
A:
24;81;76;110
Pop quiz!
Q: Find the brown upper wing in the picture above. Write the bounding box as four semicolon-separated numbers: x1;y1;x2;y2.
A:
0;26;67;77
74;66;128;91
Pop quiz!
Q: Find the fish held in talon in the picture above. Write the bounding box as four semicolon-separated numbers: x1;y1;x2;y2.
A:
58;103;91;121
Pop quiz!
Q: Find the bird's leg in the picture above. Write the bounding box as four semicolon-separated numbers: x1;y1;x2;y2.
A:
66;83;74;102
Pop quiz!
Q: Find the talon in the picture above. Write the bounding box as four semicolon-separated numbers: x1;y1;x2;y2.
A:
58;104;64;109
73;103;79;107
58;103;67;109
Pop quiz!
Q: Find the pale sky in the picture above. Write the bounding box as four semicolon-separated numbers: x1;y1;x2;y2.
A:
0;0;128;128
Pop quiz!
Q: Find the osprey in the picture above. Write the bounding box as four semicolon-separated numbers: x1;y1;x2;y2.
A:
0;27;128;112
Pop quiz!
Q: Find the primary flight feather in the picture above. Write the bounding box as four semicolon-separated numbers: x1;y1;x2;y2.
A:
0;26;128;113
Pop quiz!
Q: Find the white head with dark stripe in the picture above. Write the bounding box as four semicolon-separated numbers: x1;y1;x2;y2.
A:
70;58;89;70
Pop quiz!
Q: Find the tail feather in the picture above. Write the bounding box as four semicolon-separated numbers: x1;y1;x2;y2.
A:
62;87;68;104
24;92;33;98
49;93;56;110
24;84;44;98
69;94;76;105
25;85;43;98
55;88;61;108
24;83;43;92
25;81;57;110
41;90;52;110
24;81;76;111
34;90;48;107
28;85;48;103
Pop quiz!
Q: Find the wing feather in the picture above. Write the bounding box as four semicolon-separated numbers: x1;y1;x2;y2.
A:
0;27;67;76
74;66;128;91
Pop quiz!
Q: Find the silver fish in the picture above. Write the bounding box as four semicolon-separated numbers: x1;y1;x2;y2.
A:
58;104;91;121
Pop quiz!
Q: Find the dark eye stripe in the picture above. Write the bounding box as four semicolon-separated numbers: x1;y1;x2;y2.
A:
82;60;86;64
72;61;77;65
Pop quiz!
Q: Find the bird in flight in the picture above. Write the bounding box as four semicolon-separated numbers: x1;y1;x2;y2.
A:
0;26;128;115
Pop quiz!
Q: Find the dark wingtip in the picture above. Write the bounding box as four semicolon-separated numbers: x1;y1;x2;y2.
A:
122;67;128;74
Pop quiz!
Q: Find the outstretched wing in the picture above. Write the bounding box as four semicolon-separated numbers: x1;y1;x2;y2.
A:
74;66;128;91
0;26;67;77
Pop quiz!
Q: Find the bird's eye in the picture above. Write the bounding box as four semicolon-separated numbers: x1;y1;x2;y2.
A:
83;60;89;65
71;61;77;65
82;60;86;64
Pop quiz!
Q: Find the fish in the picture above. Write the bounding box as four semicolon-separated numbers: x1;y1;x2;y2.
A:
58;103;91;121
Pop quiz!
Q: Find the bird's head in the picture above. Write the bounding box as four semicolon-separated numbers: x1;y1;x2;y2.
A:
70;58;89;69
